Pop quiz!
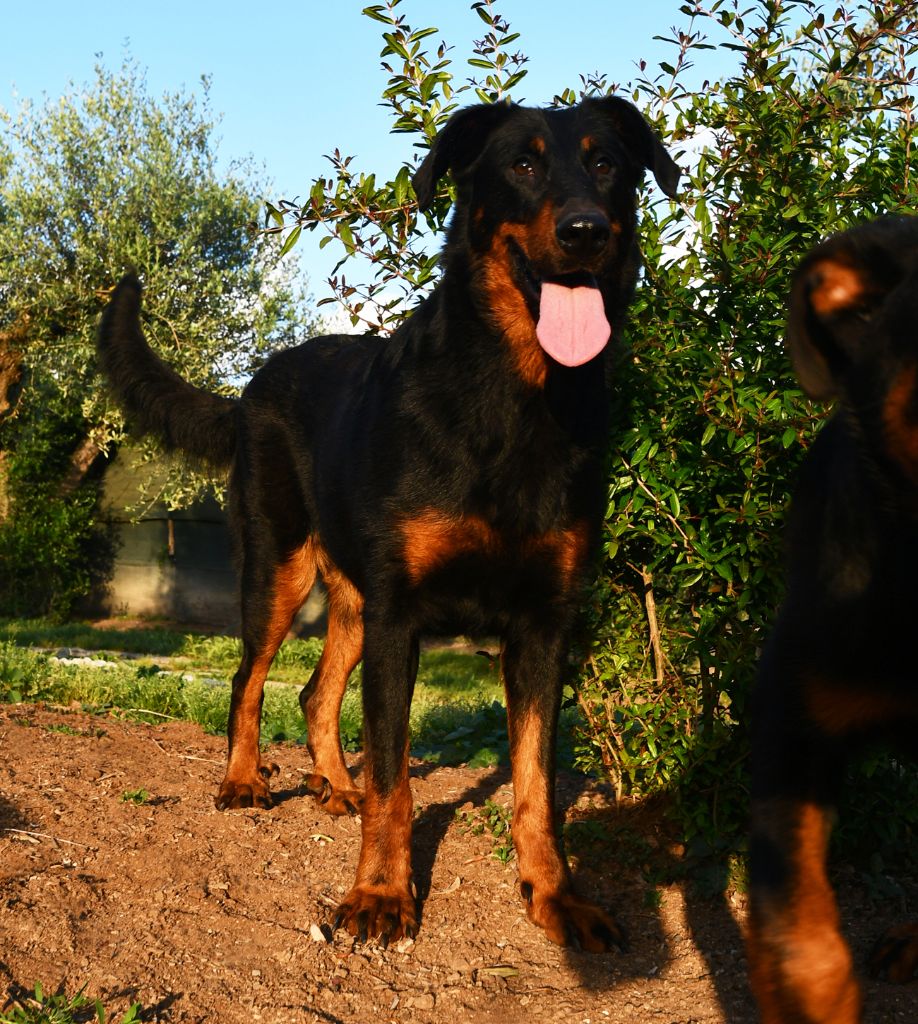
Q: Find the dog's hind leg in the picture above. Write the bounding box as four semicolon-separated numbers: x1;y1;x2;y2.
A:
502;624;625;953
299;556;365;816
215;540;318;810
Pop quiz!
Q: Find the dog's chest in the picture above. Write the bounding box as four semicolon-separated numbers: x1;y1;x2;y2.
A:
392;509;590;628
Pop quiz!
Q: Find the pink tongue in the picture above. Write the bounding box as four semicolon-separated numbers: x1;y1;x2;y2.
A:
536;282;611;367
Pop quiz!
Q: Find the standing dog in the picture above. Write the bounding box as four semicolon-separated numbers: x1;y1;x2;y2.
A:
748;216;918;1021
98;97;679;948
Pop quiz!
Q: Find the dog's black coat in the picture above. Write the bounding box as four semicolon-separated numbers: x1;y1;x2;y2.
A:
98;97;678;948
748;216;918;1023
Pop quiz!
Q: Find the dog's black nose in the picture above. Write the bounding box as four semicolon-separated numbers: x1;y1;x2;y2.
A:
555;211;610;259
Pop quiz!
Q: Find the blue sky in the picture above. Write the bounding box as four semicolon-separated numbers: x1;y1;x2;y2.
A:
1;1;734;305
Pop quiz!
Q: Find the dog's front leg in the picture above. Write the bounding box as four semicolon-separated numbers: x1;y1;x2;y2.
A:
748;795;861;1023
333;619;419;945
748;674;861;1024
502;625;624;952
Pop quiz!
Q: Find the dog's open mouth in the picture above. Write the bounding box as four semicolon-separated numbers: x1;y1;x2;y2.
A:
510;242;611;367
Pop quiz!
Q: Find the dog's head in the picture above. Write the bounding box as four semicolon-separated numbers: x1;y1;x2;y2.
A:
788;217;918;396
788;216;918;471
413;98;679;383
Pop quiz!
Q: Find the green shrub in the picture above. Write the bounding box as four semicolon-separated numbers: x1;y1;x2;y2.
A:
0;642;48;703
576;1;918;843
0;58;317;619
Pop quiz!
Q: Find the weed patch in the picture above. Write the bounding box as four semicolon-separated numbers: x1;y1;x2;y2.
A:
120;788;150;805
0;982;139;1024
455;799;515;864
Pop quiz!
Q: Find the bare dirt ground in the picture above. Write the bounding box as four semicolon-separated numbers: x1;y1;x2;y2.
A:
0;704;914;1023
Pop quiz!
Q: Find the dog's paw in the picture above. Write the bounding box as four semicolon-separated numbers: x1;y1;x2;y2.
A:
331;884;418;947
214;761;279;810
521;882;626;953
302;773;363;816
869;922;918;983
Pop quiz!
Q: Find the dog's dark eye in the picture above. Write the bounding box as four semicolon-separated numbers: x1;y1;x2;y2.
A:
513;156;536;177
593;155;613;176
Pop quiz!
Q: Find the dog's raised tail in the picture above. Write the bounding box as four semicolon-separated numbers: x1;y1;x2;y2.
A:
97;274;237;468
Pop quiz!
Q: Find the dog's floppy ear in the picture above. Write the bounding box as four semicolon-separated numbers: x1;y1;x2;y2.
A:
787;244;894;400
413;102;516;211
591;96;680;199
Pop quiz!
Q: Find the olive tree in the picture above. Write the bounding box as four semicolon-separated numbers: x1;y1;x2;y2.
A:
0;59;318;614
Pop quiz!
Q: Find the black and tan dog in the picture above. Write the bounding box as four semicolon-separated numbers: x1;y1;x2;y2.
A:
98;97;679;949
748;216;918;1022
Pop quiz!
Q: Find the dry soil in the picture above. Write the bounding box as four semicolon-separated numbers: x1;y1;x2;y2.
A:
0;705;914;1023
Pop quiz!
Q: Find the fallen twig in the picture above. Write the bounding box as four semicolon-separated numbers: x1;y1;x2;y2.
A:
1;827;94;849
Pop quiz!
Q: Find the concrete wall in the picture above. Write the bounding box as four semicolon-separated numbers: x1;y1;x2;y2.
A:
86;455;325;634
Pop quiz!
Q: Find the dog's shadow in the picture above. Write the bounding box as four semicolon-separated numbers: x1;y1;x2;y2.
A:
266;683;756;1019
402;758;756;1020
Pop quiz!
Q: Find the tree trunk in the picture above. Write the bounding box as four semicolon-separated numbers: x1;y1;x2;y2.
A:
60;434;105;494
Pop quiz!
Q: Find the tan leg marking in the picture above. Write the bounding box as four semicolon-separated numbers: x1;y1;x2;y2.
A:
301;549;365;815
333;748;417;945
217;542;318;810
748;801;861;1023
507;700;623;952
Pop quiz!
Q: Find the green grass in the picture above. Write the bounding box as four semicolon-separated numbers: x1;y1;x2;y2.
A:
0;618;501;694
0;618;326;686
0;618;187;657
0;620;588;768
